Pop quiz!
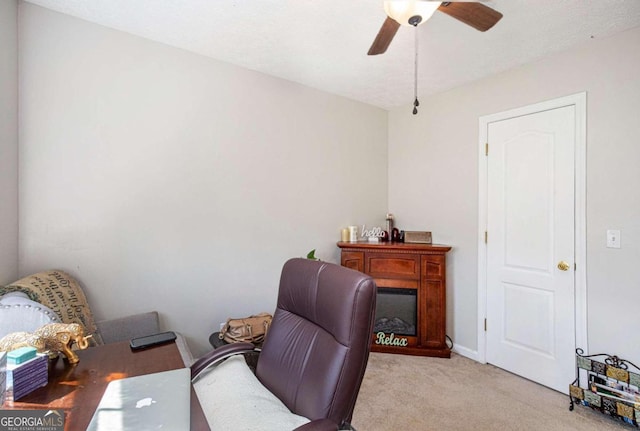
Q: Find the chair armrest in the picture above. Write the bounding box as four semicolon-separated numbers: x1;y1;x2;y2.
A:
293;419;339;431
191;342;257;381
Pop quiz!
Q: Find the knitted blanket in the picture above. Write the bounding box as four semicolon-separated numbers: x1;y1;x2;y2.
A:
1;270;103;345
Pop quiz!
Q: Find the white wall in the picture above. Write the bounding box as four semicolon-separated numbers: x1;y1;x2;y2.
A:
0;0;19;284
18;3;388;356
389;26;640;361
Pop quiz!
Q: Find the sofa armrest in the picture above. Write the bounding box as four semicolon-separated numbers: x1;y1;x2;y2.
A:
96;311;194;367
96;311;160;344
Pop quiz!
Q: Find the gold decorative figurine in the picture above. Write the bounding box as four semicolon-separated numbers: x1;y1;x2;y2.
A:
0;323;92;364
0;332;47;353
34;323;92;364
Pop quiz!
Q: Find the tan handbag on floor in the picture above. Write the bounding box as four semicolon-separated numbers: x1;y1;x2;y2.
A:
219;312;272;344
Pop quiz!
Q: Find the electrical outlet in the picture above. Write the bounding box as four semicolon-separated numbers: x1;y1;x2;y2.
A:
606;229;621;248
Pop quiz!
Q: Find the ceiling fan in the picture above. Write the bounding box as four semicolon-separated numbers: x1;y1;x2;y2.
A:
368;1;503;55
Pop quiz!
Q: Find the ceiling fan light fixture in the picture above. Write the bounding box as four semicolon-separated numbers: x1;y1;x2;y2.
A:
383;0;442;27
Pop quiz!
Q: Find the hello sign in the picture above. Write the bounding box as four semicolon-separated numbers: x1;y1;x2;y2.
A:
361;225;385;240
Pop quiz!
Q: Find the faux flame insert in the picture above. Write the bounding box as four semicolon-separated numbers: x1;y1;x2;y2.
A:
374;288;417;337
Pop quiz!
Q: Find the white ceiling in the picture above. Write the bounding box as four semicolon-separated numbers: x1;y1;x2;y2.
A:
22;0;640;110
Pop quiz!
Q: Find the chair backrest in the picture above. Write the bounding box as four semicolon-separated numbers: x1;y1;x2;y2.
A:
255;258;376;427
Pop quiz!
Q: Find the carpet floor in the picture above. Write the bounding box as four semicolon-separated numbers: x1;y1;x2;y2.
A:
352;352;633;430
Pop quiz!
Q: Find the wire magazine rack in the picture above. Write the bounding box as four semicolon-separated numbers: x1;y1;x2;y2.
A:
569;348;640;427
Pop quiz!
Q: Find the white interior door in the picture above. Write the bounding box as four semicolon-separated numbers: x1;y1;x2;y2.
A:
485;105;576;393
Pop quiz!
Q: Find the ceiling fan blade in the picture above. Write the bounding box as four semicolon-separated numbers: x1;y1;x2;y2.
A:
368;17;401;55
438;2;503;32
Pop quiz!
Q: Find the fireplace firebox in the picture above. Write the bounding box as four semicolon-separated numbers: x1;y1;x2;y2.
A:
374;288;417;336
338;241;452;357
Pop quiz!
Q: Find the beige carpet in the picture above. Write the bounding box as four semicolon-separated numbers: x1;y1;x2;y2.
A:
352;352;633;431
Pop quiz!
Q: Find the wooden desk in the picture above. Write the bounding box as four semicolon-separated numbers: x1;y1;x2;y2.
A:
4;341;210;431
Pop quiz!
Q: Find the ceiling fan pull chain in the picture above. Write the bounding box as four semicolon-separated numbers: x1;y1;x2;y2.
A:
413;23;419;115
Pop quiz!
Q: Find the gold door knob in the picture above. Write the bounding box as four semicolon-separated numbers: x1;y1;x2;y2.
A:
557;261;570;271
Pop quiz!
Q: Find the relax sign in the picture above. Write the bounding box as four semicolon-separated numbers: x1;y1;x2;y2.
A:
374;332;408;347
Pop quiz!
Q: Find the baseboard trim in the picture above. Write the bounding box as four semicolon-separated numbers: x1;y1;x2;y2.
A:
452;344;481;362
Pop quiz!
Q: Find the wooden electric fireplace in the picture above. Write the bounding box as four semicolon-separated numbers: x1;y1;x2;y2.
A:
338;241;452;358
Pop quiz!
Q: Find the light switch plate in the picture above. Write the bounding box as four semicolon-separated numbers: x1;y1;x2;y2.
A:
606;229;621;248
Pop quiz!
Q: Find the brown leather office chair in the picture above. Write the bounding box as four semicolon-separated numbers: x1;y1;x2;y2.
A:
192;258;377;430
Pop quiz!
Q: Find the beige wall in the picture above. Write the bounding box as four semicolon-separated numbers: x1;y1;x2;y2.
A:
0;0;19;284
18;3;388;356
388;26;640;360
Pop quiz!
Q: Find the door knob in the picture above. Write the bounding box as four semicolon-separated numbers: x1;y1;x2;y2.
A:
557;261;570;271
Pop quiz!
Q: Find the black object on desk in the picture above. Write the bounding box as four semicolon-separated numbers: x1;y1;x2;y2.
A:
130;331;177;350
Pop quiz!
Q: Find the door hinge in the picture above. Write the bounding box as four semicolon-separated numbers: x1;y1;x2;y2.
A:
484;231;488;243
484;318;487;332
485;143;489;156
